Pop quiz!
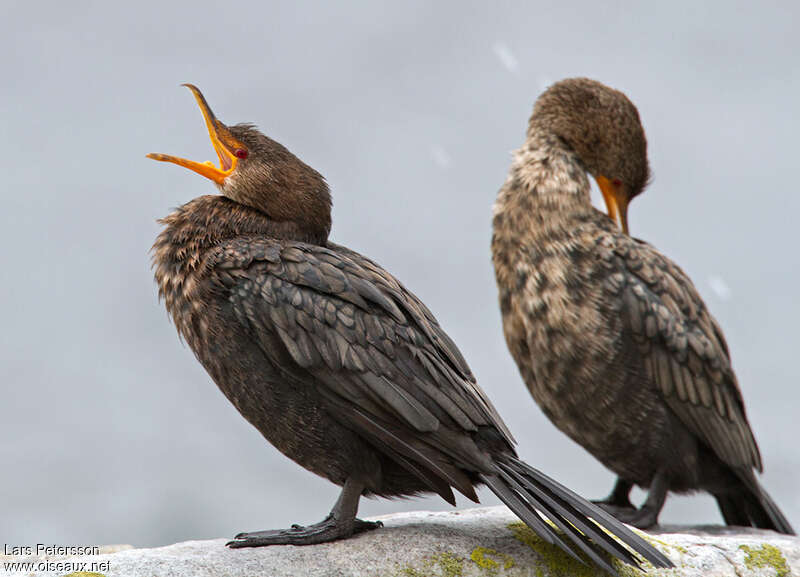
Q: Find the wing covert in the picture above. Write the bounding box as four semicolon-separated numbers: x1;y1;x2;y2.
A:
606;236;762;471
210;236;515;451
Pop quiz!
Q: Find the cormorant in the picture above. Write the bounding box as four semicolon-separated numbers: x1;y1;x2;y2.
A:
148;84;672;573
491;77;794;533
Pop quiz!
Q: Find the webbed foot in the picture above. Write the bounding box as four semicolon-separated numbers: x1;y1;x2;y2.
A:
607;505;659;529
227;515;382;547
591;477;635;513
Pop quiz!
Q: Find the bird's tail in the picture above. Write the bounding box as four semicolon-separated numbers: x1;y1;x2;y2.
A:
481;454;673;574
715;472;794;535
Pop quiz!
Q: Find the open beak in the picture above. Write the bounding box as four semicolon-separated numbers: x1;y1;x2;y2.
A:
147;84;239;184
596;175;630;235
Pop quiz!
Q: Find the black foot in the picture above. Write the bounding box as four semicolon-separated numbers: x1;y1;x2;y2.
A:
592;492;636;518
226;515;383;548
592;477;635;512
592;501;637;517
608;506;659;529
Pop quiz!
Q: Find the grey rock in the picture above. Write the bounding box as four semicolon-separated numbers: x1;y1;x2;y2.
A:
2;506;797;576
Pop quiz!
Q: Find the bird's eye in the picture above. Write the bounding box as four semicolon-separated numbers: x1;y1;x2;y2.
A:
612;178;623;188
234;148;248;159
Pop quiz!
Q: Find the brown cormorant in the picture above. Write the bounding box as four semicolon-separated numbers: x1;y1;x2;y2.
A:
491;77;794;533
148;84;672;572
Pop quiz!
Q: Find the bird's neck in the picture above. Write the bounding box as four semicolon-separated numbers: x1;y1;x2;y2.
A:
154;194;325;288
492;130;594;244
221;166;332;246
156;194;327;254
152;195;328;339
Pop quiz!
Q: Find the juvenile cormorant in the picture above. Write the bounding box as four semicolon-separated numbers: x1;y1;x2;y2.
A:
492;77;793;533
148;84;672;572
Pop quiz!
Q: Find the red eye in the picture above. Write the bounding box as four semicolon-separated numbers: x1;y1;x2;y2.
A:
234;148;248;159
612;178;623;188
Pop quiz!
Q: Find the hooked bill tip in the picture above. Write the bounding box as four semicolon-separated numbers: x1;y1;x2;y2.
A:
181;83;203;99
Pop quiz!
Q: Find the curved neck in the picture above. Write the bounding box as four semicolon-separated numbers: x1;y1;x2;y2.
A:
168;195;327;246
222;174;332;245
152;195;328;283
493;131;594;241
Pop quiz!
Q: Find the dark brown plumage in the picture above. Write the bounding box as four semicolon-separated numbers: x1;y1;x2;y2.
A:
492;77;793;533
148;84;672;573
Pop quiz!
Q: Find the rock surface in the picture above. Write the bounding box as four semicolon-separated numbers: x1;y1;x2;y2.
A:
2;506;798;577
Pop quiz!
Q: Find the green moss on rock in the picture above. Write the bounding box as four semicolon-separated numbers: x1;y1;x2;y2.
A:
470;546;514;574
507;522;605;577
610;558;646;577
636;533;686;556
398;551;465;577
434;552;466;577
739;544;789;577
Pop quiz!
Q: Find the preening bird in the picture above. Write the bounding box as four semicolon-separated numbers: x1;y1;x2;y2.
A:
147;84;672;573
492;77;793;533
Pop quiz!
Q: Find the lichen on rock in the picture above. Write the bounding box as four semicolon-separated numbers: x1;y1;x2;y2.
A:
739;544;789;577
507;521;608;577
470;546;514;574
398;551;465;577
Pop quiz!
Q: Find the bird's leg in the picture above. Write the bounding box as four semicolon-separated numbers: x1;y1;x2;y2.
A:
227;478;383;548
592;477;635;514
611;471;669;529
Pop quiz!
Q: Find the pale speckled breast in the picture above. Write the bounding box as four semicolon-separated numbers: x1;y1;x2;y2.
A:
497;222;615;409
494;219;668;482
491;141;670;482
152;233;217;347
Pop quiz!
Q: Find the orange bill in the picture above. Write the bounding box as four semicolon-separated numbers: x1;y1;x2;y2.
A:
596;175;630;235
147;84;242;184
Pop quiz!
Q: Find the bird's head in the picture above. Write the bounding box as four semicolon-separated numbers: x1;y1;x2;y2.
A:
148;84;331;241
528;77;650;235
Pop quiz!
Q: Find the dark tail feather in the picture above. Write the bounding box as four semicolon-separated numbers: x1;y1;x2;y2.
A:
717;494;750;527
716;474;795;535
482;455;673;574
757;486;795;534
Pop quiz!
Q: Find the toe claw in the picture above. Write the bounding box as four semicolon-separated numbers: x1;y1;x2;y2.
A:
226;515;382;547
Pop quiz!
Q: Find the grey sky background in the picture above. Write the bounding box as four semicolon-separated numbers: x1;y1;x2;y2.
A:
1;1;798;547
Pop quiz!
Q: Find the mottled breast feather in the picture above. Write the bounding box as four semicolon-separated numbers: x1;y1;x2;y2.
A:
492;132;762;479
